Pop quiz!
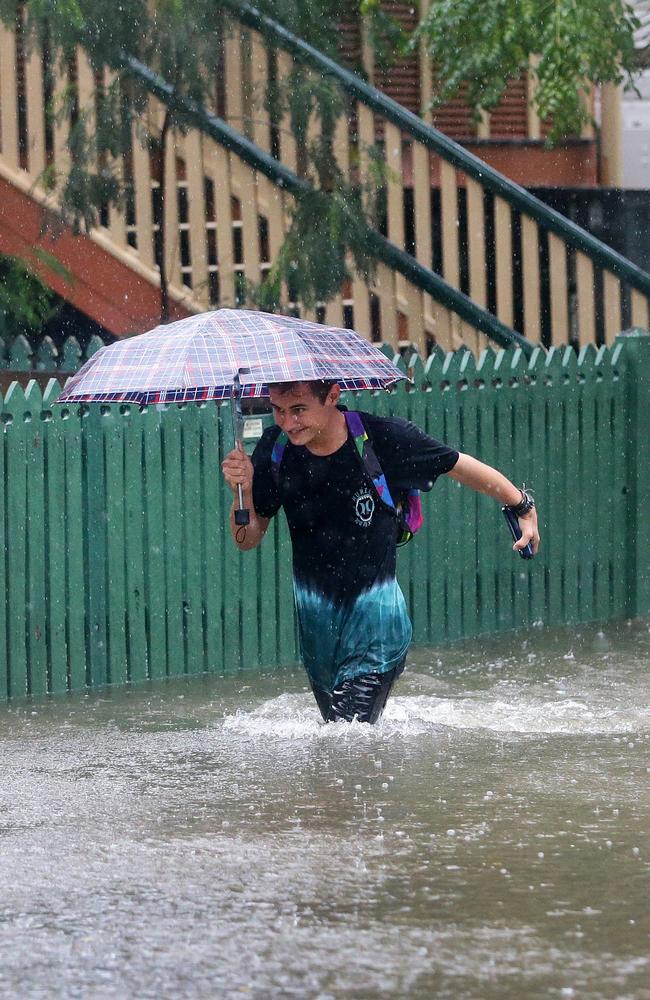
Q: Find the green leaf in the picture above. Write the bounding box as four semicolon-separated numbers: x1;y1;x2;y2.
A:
0;254;59;341
410;0;640;144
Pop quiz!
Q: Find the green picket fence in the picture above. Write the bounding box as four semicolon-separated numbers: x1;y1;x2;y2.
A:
1;333;648;701
0;333;108;373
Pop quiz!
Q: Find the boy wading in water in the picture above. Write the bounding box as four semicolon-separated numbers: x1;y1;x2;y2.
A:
222;380;540;724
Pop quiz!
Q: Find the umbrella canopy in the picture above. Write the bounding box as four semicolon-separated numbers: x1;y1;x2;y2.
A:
56;309;407;405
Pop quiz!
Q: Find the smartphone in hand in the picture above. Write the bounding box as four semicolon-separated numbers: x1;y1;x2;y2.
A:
502;506;535;559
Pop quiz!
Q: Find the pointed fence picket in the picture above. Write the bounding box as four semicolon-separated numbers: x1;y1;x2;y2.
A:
0;334;111;374
0;334;648;700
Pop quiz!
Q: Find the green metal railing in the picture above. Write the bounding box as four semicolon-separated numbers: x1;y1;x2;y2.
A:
1;331;648;701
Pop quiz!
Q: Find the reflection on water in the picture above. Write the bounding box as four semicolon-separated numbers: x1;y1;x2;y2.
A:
1;620;649;999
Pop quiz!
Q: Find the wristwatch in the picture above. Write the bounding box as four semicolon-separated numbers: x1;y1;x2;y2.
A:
506;487;535;518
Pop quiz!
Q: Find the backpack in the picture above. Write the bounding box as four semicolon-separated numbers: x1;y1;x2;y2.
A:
270;410;423;547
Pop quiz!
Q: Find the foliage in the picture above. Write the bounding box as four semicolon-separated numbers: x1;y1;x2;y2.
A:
362;0;640;144
358;0;405;67
0;254;59;342
257;184;377;310
259;0;361;61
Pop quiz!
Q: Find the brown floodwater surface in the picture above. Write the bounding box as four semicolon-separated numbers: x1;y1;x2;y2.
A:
1;620;649;999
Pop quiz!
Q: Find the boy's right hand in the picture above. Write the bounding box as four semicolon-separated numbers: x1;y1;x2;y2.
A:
221;447;254;495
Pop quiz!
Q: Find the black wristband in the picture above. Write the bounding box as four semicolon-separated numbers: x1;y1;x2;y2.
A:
507;488;535;517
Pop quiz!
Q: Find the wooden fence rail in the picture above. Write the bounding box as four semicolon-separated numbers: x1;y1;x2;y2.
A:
1;330;648;701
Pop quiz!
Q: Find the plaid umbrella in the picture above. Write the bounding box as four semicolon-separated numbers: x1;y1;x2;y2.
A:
56;309;406;405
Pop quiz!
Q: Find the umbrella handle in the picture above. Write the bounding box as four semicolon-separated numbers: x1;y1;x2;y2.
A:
234;445;250;527
231;373;250;527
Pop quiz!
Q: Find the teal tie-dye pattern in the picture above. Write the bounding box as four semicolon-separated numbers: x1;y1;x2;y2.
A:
294;577;412;693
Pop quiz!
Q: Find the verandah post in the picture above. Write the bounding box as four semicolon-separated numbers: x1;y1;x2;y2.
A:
618;329;650;617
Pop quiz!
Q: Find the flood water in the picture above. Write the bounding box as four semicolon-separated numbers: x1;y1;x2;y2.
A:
1;620;649;1000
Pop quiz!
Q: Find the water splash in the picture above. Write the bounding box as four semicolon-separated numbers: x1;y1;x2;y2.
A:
221;681;650;740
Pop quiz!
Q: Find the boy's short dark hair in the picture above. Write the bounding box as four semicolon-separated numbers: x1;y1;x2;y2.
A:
273;379;337;404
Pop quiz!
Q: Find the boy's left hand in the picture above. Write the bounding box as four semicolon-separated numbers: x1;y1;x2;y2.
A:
515;508;540;555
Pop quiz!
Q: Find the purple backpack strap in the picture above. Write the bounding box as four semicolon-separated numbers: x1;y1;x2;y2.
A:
344;410;366;439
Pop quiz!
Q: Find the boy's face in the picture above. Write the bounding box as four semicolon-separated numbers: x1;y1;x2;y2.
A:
268;382;341;449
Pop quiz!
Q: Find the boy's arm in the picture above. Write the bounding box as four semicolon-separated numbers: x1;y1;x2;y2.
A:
221;447;270;551
447;452;540;554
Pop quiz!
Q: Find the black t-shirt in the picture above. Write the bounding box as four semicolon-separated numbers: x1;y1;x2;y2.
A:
252;410;458;691
252;410;459;605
